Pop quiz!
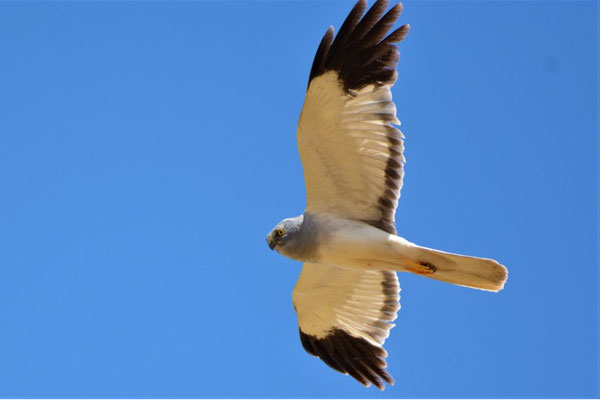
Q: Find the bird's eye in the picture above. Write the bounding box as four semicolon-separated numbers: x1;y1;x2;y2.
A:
277;229;285;236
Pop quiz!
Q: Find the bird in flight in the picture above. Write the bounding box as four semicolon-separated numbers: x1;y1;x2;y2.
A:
266;0;507;390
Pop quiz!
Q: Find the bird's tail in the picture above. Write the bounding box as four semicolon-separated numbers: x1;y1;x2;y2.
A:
392;239;508;292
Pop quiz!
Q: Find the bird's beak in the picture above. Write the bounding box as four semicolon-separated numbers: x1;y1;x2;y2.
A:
267;236;276;250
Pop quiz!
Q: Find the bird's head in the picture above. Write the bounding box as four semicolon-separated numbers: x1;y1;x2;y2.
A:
266;216;303;252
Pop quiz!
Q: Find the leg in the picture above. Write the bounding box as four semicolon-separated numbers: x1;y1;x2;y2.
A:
404;260;436;275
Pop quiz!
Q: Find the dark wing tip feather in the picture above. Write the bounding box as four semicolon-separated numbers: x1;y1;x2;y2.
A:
308;26;335;87
299;328;394;390
362;2;403;46
385;24;410;44
307;0;408;92
349;0;389;43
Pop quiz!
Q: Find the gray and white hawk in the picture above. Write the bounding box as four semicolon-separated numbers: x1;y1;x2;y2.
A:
266;0;508;390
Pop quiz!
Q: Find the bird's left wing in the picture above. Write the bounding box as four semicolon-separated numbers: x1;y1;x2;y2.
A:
292;263;400;389
298;0;409;234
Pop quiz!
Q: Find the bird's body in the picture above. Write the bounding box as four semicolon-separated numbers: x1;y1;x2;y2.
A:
271;213;393;267
270;212;506;289
266;0;508;390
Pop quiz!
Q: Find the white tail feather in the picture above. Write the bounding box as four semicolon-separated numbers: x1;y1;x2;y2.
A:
399;243;508;292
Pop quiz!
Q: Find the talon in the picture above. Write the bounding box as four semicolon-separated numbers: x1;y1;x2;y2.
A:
419;262;436;273
406;261;436;275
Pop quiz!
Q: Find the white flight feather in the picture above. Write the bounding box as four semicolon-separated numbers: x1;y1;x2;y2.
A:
297;71;405;222
292;262;400;345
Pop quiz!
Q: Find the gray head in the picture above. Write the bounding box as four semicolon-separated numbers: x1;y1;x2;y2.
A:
266;215;304;253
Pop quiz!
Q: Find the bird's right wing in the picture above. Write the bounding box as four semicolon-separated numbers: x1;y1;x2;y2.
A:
297;0;409;234
292;262;400;389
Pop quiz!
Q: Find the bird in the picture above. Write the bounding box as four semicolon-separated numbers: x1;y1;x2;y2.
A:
266;0;508;390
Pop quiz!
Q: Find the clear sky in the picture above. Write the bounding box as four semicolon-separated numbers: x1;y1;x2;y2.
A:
0;1;597;398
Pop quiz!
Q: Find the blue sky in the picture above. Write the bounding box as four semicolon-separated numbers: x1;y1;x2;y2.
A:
0;1;597;398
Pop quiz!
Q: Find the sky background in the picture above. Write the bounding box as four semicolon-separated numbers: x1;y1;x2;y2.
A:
0;1;597;398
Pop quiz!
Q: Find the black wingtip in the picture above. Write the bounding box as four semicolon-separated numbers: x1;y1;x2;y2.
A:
308;26;335;88
386;23;410;44
307;1;409;92
299;328;395;389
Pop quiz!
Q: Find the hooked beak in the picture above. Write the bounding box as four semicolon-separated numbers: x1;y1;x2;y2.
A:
267;236;276;250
